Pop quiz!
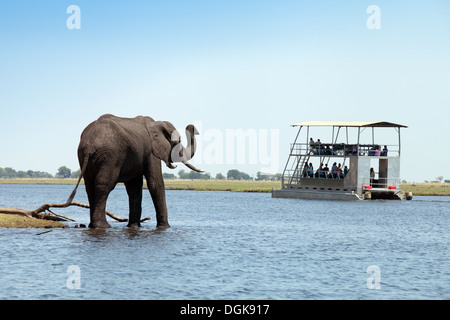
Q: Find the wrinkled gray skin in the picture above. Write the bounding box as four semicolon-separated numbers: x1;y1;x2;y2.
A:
67;114;202;229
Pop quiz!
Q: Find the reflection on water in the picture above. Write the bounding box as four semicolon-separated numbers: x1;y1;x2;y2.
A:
0;184;449;299
80;226;169;242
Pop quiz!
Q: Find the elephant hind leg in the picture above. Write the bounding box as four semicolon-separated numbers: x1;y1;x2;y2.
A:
87;173;116;228
125;176;143;227
89;187;113;228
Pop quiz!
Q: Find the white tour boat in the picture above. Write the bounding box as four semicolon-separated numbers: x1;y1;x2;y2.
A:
272;121;409;201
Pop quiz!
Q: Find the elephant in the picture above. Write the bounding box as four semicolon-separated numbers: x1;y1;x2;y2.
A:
66;114;202;229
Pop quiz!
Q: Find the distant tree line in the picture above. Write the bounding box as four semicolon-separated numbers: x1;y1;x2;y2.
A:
54;166;81;179
2;165;281;181
163;169;282;181
0;166;81;179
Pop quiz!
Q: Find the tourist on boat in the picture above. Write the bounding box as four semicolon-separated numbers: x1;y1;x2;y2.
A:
308;163;314;178
370;167;375;185
382;145;388;156
303;163;309;177
312;139;322;155
344;145;350;155
374;145;381;156
309;138;314;154
303;163;314;178
331;162;338;178
343;165;349;177
316;163;324;178
369;145;382;156
323;164;329;178
337;163;343;179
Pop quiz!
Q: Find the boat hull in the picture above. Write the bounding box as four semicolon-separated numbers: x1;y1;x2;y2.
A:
271;188;405;201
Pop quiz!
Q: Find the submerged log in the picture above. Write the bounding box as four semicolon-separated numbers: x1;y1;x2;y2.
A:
0;201;149;223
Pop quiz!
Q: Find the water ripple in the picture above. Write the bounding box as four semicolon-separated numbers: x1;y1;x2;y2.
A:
0;185;449;299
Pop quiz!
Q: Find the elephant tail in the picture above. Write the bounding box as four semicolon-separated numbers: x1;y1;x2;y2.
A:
66;153;90;204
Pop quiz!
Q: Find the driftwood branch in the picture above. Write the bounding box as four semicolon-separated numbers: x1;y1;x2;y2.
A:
0;201;150;223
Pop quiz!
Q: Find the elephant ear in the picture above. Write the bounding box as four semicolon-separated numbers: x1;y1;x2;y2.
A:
149;121;180;168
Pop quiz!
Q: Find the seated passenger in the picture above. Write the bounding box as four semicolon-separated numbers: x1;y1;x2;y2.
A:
323;164;329;178
316;163;324;178
308;163;314;178
303;164;309;177
344;166;349;176
315;139;322;155
344;145;350;156
331;162;338;178
373;145;381;156
309;138;315;154
382;145;388;156
337;163;343;179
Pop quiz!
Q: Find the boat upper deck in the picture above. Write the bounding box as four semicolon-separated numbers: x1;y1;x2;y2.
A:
291;121;408;128
288;121;407;158
290;142;397;157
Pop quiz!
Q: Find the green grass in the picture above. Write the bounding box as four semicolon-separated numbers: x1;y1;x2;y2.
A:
0;213;66;228
400;183;450;196
164;179;278;193
0;178;80;185
1;178;449;196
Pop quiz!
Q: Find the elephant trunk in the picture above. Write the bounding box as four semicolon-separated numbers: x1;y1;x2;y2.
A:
181;124;204;172
184;124;198;161
182;124;204;172
168;124;203;172
181;124;203;172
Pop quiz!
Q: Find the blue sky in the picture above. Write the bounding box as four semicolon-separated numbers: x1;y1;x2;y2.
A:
0;0;449;182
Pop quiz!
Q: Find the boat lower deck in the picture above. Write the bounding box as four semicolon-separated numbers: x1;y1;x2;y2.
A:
272;187;405;201
272;188;361;201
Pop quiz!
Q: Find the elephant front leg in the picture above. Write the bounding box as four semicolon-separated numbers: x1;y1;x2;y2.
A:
146;174;170;229
125;176;143;227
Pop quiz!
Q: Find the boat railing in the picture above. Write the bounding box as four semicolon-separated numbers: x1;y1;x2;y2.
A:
282;169;349;185
290;143;400;157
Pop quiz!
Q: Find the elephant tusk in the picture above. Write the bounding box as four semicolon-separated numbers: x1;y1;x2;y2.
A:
182;161;204;173
166;162;177;169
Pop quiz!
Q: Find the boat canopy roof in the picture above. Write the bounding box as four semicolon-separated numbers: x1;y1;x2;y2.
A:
291;121;407;128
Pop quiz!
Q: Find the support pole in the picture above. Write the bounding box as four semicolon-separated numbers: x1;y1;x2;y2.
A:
372;127;374;145
357;127;361;156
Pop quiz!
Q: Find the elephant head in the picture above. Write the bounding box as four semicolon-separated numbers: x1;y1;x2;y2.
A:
149;121;203;172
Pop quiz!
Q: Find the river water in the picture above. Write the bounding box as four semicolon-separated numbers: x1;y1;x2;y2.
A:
0;184;448;300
